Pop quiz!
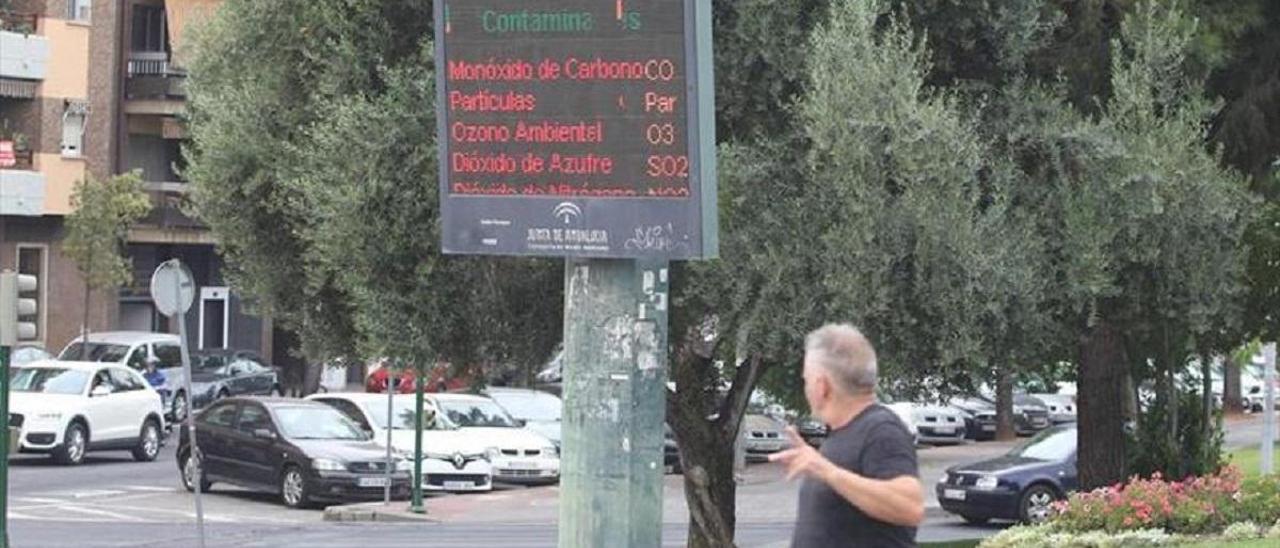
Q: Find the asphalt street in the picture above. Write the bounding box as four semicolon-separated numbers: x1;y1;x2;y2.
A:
6;412;1274;547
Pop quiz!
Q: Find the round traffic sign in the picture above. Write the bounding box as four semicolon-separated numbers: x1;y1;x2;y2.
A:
150;260;195;317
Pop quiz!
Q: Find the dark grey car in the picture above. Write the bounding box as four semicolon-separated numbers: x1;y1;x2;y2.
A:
185;350;283;410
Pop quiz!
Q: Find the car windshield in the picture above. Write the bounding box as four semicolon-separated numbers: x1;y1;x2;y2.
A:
273;406;368;440
364;399;454;431
58;342;130;363
1008;427;1076;461
12;347;52;365
439;399;519;428
490;392;561;422
10;368;89;395
193;355;228;370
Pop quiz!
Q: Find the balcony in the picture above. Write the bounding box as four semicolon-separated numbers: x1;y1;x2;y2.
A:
126;51;186;113
141;181;204;229
0;147;44;216
0;11;48;82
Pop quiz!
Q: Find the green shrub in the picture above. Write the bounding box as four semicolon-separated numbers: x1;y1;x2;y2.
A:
1221;521;1261;541
1265;519;1280;540
978;526;1179;548
1128;387;1225;481
1237;475;1280;524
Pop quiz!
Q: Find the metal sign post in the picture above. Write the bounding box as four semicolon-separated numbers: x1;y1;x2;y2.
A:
151;260;203;548
1264;343;1276;475
434;1;715;544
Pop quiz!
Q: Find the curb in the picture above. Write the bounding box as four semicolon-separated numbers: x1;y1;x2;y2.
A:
323;502;440;523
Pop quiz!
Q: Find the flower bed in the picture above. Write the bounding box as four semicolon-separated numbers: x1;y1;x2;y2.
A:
978;468;1280;547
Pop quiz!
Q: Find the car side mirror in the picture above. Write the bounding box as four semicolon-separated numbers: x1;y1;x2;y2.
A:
253;428;276;440
90;385;112;397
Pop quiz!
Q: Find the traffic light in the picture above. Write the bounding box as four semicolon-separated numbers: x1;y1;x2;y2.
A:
0;270;38;346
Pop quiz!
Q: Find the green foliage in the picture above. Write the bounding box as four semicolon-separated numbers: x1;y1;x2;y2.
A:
797;0;1039;394
1237;476;1280;525
1128;388;1225;480
980;525;1181;548
184;0;558;374
63;171;152;291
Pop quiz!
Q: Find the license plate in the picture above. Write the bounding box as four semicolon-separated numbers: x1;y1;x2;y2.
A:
944;489;966;501
982;425;996;431
443;481;474;490
508;461;536;469
933;427;954;434
358;477;389;488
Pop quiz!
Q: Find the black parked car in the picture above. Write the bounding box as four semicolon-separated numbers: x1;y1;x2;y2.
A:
936;425;1077;525
185;350;284;410
949;398;998;441
177;397;412;508
795;416;829;447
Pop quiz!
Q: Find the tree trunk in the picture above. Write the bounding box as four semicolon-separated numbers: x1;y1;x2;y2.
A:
1162;360;1179;476
666;329;766;548
81;279;91;360
1223;356;1243;415
678;424;738;548
995;373;1017;441
1201;354;1214;467
1077;319;1129;490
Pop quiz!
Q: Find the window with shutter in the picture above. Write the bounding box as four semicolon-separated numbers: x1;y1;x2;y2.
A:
61;102;89;157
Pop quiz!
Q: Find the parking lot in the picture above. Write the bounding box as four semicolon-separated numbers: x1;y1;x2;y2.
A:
7;409;1272;547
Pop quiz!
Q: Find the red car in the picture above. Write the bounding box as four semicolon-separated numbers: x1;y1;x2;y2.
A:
364;362;470;393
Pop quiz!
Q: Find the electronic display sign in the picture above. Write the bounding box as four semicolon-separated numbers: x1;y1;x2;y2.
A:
434;0;717;259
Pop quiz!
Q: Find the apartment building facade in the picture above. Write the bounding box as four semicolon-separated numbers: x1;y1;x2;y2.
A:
0;0;273;360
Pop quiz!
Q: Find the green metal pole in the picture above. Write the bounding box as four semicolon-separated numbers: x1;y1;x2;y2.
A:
0;344;9;548
411;364;425;513
558;258;669;548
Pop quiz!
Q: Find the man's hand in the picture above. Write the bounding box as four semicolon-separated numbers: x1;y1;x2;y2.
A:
769;427;835;482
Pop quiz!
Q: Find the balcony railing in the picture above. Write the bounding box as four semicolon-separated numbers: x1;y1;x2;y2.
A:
128;51;186;77
0;10;38;34
126;51;187;100
0;149;34;171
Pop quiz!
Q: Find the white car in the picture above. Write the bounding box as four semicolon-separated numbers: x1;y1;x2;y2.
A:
9;360;165;465
430;393;560;484
306;392;494;492
484;387;562;448
58;331;188;420
903;403;967;445
1029;393;1077;423
883;402;921;445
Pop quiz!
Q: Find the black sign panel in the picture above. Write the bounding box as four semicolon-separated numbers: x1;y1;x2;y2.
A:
434;0;717;259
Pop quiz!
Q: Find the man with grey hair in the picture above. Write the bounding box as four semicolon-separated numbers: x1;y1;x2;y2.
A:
771;323;923;547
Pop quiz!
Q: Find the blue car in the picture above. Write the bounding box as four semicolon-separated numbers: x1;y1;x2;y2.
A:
936;425;1077;524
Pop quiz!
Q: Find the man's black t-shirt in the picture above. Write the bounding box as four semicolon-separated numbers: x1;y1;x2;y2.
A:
791;403;919;548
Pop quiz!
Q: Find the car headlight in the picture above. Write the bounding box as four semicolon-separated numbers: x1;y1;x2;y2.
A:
542;445;558;458
312;458;346;471
485;447;501;460
35;412;62;421
974;475;1000;490
939;472;950;485
395;459;415;472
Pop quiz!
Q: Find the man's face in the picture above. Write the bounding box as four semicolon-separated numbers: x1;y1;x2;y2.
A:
802;354;829;416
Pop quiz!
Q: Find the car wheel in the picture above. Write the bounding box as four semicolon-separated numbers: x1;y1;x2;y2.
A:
53;422;87;465
1019;484;1059;524
216;388;230;400
180;450;212;492
132;419;161;462
280;465;310;509
172;391;188;422
961;514;989;525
